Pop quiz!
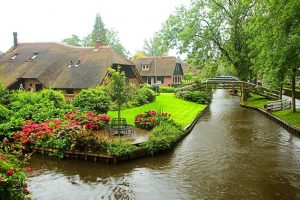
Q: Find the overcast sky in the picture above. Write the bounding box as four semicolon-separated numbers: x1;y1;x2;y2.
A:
0;0;189;55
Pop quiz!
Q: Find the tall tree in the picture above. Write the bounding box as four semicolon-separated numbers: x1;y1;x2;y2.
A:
143;32;168;56
90;13;108;45
158;0;256;80
62;34;82;46
63;13;128;56
249;0;300;112
105;67;131;121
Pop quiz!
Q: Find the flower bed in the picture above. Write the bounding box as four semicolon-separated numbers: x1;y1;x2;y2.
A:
134;110;171;130
12;111;110;158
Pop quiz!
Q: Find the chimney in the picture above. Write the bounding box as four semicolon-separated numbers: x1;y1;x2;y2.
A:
13;32;18;47
95;37;104;49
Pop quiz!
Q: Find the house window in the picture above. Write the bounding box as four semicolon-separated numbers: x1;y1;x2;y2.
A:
10;54;18;61
141;64;149;71
66;88;74;95
35;84;43;92
156;76;164;84
173;75;182;84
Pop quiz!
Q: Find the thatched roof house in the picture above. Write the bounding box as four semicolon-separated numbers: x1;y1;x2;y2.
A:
134;56;183;86
0;33;142;97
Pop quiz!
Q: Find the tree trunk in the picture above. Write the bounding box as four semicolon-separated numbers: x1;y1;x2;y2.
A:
118;104;121;120
291;75;296;113
279;83;283;100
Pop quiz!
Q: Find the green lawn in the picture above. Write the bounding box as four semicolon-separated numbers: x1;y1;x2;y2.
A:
243;94;300;128
108;93;207;127
273;109;300;128
242;94;268;109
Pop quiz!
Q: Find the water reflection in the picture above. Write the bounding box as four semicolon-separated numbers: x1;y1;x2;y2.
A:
29;89;300;200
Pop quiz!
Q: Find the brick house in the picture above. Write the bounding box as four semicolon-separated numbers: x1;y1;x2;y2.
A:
134;56;184;86
0;33;142;99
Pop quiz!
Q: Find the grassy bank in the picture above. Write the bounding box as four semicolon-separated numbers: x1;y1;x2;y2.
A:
242;94;268;109
242;94;300;128
108;93;207;127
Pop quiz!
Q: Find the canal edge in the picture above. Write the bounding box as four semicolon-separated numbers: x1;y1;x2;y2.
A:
240;104;300;135
30;104;211;164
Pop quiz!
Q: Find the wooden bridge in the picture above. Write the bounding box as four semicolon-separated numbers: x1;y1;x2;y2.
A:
179;76;280;100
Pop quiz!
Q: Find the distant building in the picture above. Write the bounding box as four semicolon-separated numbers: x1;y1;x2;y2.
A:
134;56;184;86
0;32;142;98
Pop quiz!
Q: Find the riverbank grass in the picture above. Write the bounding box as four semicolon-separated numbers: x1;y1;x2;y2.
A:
242;94;268;109
243;94;300;128
108;93;207;127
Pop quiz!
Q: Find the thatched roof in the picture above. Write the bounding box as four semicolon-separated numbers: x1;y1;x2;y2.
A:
134;56;182;76
0;42;139;88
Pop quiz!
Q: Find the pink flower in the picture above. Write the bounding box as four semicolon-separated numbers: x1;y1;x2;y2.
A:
6;170;14;176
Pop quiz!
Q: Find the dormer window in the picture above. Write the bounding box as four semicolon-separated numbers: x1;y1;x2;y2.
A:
10;54;18;61
141;64;149;71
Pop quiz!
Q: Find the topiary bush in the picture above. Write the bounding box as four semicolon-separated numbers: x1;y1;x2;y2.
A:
72;87;110;114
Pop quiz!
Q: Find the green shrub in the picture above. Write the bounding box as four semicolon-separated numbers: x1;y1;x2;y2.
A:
131;87;155;107
0;117;25;140
107;140;136;157
73;88;110;114
175;90;212;104
143;122;183;155
0;87;12;106
0;104;12;123
40;89;66;108
159;87;175;93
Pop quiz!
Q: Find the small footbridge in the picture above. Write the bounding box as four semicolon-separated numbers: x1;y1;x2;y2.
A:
179;76;280;100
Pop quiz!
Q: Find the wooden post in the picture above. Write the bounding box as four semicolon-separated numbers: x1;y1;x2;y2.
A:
241;82;244;102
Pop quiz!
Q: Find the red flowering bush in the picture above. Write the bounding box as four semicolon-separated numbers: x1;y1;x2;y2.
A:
134;110;171;130
65;110;110;130
0;141;31;199
12;110;110;157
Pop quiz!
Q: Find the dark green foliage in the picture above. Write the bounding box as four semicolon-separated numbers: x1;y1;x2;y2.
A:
143;122;183;155
107;140;137;157
73;87;110;114
159;87;175;93
0;87;12;106
175;90;212;104
0;104;12;123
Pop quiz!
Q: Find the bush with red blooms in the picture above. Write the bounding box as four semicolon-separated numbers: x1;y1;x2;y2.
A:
134;110;171;130
12;111;110;158
0;139;31;199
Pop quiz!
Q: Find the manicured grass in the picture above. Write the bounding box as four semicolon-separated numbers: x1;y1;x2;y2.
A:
243;94;300;128
273;109;300;128
242;94;268;109
108;93;207;127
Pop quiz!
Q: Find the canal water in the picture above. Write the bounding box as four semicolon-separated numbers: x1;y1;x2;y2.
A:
28;89;300;200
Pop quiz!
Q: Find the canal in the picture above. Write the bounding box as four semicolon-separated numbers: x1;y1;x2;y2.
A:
28;89;300;200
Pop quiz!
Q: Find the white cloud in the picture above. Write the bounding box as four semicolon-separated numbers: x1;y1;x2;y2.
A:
0;0;189;55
